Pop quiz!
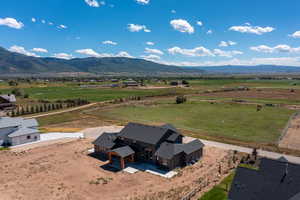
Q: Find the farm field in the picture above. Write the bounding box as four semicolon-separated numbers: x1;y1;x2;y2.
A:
86;99;295;144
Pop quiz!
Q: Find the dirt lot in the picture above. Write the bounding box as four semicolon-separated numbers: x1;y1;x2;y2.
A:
0;139;232;200
200;88;300;101
279;113;300;151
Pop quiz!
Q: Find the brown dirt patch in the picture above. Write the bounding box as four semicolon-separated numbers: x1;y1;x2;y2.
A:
0;139;231;200
279;113;300;150
200;88;300;101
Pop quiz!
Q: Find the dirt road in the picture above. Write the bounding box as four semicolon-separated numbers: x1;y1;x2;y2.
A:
279;112;300;151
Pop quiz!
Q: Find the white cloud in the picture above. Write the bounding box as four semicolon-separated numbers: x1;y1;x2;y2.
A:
168;46;214;57
250;44;300;53
127;24;150;32
196;21;203;26
0;17;24;29
135;0;150;5
141;54;161;60
229;25;275;35
58;24;67;29
146;41;155;46
207;30;213;34
290;31;300;38
102;40;117;45
48;22;54;26
76;49;100;57
219;41;237;47
41;20;46;24
145;47;164;55
53;53;73;60
9;45;38;57
171;10;176;14
116;51;133;58
32;48;48;53
31;18;36;23
84;0;105;7
213;49;243;58
170;19;194;34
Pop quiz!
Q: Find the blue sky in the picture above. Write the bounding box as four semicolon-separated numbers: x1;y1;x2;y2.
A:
1;0;300;66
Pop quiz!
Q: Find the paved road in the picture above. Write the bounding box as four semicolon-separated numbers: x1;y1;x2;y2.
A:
184;136;300;164
24;102;98;119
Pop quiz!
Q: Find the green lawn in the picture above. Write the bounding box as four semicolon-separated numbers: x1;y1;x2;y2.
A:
199;173;235;200
89;100;294;143
0;86;187;102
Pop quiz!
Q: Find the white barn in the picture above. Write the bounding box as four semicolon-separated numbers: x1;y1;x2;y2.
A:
0;117;40;146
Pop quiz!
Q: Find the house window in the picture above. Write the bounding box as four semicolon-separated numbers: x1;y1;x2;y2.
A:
27;135;31;140
34;136;38;140
162;159;168;166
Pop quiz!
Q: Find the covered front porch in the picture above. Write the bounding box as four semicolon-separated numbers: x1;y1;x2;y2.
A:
108;146;135;169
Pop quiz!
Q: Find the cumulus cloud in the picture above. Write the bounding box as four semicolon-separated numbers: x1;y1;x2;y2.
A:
32;48;48;53
31;18;36;23
168;46;214;57
53;53;73;60
145;48;164;55
135;0;150;5
196;21;203;26
146;42;155;46
170;19;194;34
250;44;300;53
84;0;105;7
171;10;176;14
0;17;24;29
290;31;300;38
127;24;150;32
58;24;67;29
141;54;161;60
207;30;213;34
213;49;243;58
41;20;46;24
9;45;38;57
229;25;275;35
102;40;117;45
219;41;237;47
116;51;133;58
75;49;132;58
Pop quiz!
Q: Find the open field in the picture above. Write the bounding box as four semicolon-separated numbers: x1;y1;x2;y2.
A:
0;139;231;200
85;99;294;144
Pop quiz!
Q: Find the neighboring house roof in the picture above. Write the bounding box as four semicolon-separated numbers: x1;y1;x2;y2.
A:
0;94;16;103
155;140;204;160
229;157;300;200
119;123;171;145
23;119;39;128
110;146;135;158
93;132;118;149
8;127;39;137
0;117;39;129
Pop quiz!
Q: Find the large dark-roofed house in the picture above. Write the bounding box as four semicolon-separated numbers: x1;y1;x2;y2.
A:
228;157;300;200
93;123;204;170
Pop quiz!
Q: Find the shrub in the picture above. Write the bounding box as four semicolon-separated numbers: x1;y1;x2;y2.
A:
176;96;187;104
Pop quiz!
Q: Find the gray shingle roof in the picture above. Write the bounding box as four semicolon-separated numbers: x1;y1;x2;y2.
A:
0;117;39;129
229;157;300;200
0;94;16;103
8;127;39;137
110;146;135;158
93;132;118;149
155;140;204;160
119;123;171;145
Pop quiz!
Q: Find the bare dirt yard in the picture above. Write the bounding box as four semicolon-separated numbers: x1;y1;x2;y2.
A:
0;139;234;200
279;113;300;151
200;88;300;102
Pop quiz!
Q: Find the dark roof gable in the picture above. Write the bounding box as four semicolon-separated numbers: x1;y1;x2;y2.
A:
93;132;119;149
119;123;171;145
110;146;135;158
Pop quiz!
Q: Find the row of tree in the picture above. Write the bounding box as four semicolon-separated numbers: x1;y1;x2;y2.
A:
9;98;89;117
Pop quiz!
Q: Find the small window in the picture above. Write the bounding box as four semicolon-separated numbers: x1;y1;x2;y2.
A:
34;136;38;140
27;135;31;140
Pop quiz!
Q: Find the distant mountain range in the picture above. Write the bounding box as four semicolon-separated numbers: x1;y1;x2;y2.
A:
1;46;300;76
0;47;202;76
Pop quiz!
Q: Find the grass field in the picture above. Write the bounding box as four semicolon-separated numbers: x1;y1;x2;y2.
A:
0;86;187;102
88;99;294;143
199;173;235;200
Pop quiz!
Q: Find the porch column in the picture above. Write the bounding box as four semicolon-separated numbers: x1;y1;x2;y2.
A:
108;152;112;164
121;158;125;169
